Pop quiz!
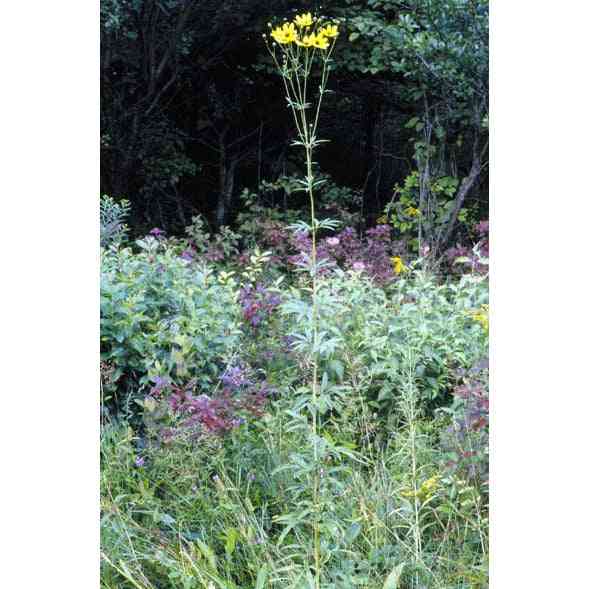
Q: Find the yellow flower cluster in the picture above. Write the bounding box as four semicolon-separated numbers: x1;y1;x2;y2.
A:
294;12;313;28
270;13;339;49
391;256;408;275
401;475;441;502
404;206;421;217
470;304;489;332
376;214;389;224
270;22;298;44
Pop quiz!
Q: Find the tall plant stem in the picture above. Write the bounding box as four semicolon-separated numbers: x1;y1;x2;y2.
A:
403;352;422;588
265;30;338;587
301;74;321;589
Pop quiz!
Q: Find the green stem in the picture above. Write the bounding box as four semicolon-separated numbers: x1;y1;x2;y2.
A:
266;31;339;588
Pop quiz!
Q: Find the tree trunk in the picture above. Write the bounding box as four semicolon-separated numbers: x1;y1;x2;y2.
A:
438;136;482;250
215;156;237;228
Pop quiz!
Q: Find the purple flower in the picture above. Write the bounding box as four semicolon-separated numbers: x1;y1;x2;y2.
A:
238;284;281;329
135;456;146;468
150;375;171;397
180;249;194;262
287;225;399;285
221;365;251;389
475;220;489;236
149;227;165;238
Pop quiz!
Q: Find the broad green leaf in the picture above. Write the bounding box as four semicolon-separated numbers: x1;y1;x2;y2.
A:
344;522;362;544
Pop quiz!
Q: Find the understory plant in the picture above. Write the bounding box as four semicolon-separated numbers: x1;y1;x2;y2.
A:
101;194;131;247
100;236;242;406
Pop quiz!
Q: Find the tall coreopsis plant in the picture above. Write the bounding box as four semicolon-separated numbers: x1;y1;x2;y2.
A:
263;12;343;588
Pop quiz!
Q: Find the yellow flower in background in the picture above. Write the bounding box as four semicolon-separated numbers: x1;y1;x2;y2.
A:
320;24;339;38
376;214;389;224
294;12;313;28
400;475;441;502
470;304;489;332
391;256;407;275
271;22;297;44
405;206;420;217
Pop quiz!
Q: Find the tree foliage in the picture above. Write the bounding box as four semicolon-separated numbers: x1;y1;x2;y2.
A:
101;0;488;245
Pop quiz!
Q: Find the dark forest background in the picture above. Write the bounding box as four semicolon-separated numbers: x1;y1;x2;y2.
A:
101;0;488;250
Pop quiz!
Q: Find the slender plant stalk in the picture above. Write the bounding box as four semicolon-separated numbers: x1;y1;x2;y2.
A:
264;17;339;588
401;351;422;588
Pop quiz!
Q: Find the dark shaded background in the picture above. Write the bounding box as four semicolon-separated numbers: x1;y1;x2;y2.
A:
101;0;488;241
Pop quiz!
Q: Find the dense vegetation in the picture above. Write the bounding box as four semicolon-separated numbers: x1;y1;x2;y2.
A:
101;2;489;588
101;0;488;243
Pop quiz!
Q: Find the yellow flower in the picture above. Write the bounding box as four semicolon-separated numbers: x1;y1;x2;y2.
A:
270;28;285;43
470;304;489;332
295;30;330;50
295;33;313;47
312;32;330;50
376;214;388;224
294;12;313;28
320;24;339;38
271;22;297;45
404;206;420;217
401;475;441;502
391;256;407;275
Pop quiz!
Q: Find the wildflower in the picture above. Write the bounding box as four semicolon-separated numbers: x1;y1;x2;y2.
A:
420;474;441;497
221;364;251;389
180;249;194;262
134;456;145;468
404;206;420;217
352;261;366;272
400;475;441;501
271;22;297;44
320;24;339;38
326;237;340;246
150;375;170;398
376;214;389;224
295;32;315;47
294;12;313;28
475;220;489;235
149;227;165;238
391;256;407;275
470;305;489;332
313;32;330;50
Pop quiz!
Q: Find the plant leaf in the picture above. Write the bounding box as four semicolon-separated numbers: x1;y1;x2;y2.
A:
255;564;268;589
383;563;405;589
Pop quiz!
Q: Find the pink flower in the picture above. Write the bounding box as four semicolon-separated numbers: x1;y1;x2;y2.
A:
326;237;340;247
352;261;366;272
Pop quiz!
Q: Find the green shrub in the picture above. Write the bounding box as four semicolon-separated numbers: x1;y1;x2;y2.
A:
100;194;131;248
277;265;488;428
100;237;242;403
